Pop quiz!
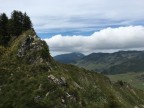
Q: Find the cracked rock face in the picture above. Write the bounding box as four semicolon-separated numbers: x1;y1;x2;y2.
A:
17;35;41;57
17;34;50;64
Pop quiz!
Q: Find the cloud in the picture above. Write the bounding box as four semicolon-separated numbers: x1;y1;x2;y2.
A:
44;26;144;54
1;0;144;56
1;0;144;33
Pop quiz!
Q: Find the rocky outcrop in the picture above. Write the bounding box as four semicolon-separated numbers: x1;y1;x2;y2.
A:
48;75;67;86
17;35;41;57
17;33;51;64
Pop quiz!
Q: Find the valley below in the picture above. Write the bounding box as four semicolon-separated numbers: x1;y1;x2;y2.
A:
108;72;144;90
55;52;144;91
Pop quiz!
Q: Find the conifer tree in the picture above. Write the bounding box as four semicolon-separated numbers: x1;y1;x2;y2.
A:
0;13;9;45
10;10;23;36
23;12;32;31
0;10;33;46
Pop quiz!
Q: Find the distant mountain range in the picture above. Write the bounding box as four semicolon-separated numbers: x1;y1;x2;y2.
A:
54;52;85;63
54;51;144;74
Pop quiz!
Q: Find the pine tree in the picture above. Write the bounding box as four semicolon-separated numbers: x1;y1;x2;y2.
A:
0;13;9;45
0;10;33;46
23;12;32;31
9;11;33;36
10;10;23;36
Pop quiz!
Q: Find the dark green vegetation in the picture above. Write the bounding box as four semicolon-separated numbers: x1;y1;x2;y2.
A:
1;11;144;108
60;51;144;75
55;52;144;91
0;30;144;108
54;52;84;64
54;51;144;91
0;10;32;46
108;72;144;90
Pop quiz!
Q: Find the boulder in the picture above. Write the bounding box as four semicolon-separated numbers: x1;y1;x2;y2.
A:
48;75;60;84
48;75;67;86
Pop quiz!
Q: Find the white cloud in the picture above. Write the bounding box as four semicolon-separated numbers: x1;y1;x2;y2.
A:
1;0;144;56
0;0;144;32
44;26;144;55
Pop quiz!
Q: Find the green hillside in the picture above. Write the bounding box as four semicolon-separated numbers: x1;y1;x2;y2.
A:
0;30;144;108
75;51;144;74
108;72;144;90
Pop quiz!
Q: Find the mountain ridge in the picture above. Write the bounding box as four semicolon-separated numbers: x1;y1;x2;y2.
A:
77;50;144;74
54;51;144;74
54;52;85;64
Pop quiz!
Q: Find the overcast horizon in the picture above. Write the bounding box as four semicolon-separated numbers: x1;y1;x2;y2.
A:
1;0;144;56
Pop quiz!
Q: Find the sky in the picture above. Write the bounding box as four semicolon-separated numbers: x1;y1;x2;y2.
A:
1;0;144;56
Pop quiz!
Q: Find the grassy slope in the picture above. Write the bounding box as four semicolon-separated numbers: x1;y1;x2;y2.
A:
0;30;144;108
76;51;144;75
108;72;144;90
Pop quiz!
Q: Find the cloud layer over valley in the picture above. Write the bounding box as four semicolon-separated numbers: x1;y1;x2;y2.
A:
1;0;144;55
45;26;144;55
